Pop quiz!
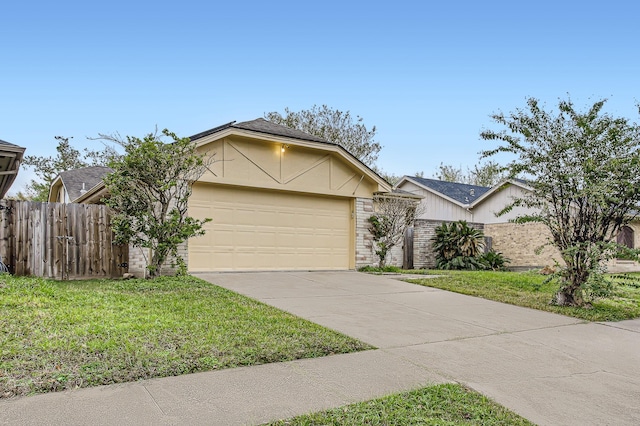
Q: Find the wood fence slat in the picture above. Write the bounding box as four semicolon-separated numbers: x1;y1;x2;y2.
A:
1;201;127;280
0;200;129;279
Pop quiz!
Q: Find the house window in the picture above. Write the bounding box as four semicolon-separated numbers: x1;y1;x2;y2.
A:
617;226;634;249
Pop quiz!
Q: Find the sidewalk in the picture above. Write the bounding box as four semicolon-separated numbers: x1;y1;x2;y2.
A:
0;350;449;426
2;271;639;425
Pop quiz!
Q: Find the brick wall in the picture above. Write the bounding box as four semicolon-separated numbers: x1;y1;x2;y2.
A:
484;222;561;269
355;198;376;268
127;245;149;277
126;241;188;278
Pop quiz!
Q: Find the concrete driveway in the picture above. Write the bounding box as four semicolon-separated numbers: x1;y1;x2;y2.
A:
204;271;640;426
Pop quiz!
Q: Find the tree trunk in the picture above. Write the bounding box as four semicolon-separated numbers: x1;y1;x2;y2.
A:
554;287;584;306
376;243;390;268
554;254;589;306
148;249;167;279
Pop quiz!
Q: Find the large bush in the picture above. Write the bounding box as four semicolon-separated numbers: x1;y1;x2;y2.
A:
432;221;486;270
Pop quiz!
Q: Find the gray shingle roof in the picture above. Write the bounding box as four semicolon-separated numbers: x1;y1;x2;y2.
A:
411;177;490;204
0;139;19;147
233;118;329;143
58;166;112;202
188;118;330;144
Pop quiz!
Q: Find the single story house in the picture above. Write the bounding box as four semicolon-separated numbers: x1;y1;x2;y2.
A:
50;118;392;275
0;139;26;199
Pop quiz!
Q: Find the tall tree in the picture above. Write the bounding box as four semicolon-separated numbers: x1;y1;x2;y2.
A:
99;129;214;278
22;136;117;201
434;163;465;184
468;161;505;187
265;105;382;167
481;97;640;306
434;160;505;187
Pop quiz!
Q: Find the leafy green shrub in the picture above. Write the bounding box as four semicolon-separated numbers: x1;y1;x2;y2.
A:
438;255;487;270
432;221;486;270
479;250;510;271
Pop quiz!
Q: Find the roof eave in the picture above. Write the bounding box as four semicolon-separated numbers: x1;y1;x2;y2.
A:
398;176;470;208
72;181;108;204
0;146;26;199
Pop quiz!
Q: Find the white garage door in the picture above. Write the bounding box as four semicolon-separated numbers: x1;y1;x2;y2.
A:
188;184;352;271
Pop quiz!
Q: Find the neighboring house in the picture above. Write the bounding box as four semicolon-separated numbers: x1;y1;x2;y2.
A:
0;139;26;199
48;166;113;204
395;176;535;223
51;118;392;275
395;176;640;272
393;176;552;269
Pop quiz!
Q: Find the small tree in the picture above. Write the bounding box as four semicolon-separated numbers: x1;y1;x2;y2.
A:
99;129;214;278
368;194;421;268
432;221;486;270
481;97;640;306
265;105;382;167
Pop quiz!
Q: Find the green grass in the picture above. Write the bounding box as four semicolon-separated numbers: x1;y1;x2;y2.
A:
0;275;372;398
402;270;640;322
267;383;534;425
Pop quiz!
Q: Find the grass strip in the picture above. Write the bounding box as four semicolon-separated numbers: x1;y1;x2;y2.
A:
267;383;534;425
0;275;372;398
403;270;640;321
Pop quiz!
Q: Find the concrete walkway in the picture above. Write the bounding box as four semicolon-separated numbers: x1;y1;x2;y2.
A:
2;272;639;425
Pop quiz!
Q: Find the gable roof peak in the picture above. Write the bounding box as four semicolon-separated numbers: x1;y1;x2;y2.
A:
57;166;113;202
188;118;331;145
231;118;330;144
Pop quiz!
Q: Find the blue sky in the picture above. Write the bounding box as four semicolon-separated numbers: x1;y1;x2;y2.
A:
2;0;639;194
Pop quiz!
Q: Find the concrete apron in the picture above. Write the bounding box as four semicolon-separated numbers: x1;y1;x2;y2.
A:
203;271;640;426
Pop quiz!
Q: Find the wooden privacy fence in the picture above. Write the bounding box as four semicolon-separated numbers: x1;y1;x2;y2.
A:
0;200;128;279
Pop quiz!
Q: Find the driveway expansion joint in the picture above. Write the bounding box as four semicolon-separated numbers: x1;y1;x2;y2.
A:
142;384;167;416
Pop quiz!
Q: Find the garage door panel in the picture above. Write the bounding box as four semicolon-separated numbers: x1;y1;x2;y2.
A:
189;185;351;271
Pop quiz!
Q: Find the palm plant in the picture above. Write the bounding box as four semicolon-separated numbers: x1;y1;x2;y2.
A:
432;221;486;270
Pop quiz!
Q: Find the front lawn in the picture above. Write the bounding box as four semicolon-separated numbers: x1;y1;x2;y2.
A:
0;275;372;398
267;383;533;426
403;270;640;322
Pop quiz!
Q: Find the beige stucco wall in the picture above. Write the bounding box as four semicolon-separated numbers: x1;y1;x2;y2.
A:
484;222;562;269
196;135;382;199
